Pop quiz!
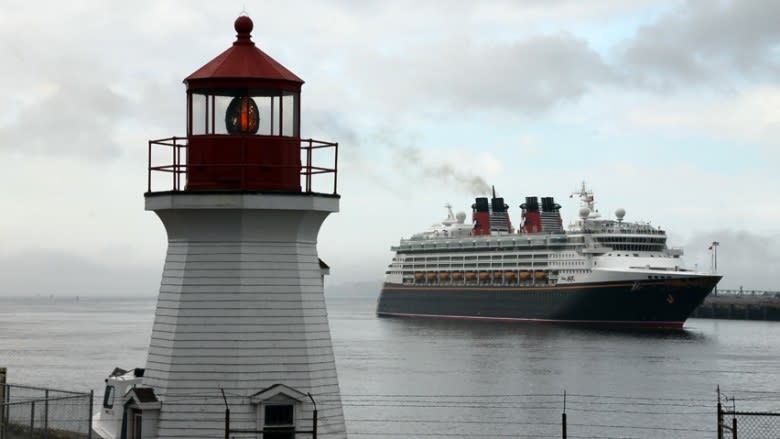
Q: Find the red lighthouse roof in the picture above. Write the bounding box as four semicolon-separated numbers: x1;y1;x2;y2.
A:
185;15;304;92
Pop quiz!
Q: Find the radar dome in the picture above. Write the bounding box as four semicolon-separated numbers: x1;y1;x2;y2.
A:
579;207;590;219
456;211;467;223
615;208;626;221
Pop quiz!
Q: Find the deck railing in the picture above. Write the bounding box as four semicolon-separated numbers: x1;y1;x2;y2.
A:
147;137;338;195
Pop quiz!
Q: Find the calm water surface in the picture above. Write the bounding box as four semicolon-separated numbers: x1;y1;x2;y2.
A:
1;295;778;438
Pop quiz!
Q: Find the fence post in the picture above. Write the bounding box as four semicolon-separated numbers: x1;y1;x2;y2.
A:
88;390;94;439
312;408;318;439
31;400;36;438
44;389;49;439
0;368;5;439
307;392;318;439
732;417;737;439
562;390;567;439
717;387;723;439
224;409;229;439
562;412;567;439
220;388;229;439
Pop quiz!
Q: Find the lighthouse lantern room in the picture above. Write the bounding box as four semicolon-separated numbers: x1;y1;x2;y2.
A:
96;15;346;439
146;14;338;195
185;15;303;191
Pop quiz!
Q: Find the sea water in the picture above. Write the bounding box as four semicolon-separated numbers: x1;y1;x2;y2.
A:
1;295;778;438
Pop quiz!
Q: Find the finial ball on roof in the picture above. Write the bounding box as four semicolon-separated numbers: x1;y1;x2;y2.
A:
235;15;253;35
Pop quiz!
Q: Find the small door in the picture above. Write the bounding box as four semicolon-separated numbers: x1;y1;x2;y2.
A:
127;409;142;439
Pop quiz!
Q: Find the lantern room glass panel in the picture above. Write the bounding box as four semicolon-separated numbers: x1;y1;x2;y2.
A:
213;96;231;134
191;94;207;135
281;94;297;137
189;91;300;137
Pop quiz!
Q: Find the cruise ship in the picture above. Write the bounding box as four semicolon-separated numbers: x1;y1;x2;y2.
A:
376;183;720;329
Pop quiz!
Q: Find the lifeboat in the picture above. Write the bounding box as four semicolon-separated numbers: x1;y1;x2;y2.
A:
534;271;548;280
439;271;450;281
465;271;476;281
504;272;516;281
479;271;490;281
427;272;437;281
415;272;425;282
493;271;503;280
452;271;463;281
519;271;531;281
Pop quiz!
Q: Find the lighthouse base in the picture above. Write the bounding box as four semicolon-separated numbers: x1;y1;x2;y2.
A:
134;192;346;439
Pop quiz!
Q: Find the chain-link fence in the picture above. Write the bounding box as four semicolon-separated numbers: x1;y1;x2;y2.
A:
718;387;780;439
719;411;780;439
1;384;93;439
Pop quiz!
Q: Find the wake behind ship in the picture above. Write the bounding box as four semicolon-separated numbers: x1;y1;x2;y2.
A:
376;184;720;329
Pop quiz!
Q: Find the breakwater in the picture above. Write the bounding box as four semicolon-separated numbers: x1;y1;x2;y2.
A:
692;293;780;321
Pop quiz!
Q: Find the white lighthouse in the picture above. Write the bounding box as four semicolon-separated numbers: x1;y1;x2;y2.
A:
94;15;347;439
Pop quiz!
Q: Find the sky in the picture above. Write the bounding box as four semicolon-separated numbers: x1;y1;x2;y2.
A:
0;0;778;296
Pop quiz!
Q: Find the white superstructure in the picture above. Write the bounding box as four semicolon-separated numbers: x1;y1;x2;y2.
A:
384;184;706;287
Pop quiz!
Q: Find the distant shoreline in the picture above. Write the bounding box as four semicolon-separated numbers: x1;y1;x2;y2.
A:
692;294;780;321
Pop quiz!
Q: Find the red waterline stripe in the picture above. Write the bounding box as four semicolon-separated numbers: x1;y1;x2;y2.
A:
377;312;684;329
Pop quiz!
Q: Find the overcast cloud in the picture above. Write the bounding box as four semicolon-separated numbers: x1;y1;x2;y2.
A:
0;0;778;295
622;0;780;87
347;33;615;113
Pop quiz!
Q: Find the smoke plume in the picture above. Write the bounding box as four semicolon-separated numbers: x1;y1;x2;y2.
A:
396;146;492;195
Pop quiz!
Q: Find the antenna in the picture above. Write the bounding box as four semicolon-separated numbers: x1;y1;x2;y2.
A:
444;203;455;221
571;181;598;215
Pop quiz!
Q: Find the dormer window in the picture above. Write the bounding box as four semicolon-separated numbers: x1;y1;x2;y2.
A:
251;384;311;439
263;404;295;439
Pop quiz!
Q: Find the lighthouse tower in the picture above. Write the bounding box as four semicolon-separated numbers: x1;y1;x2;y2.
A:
139;15;346;439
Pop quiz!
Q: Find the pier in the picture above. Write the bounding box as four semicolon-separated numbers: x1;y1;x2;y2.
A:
692;290;780;321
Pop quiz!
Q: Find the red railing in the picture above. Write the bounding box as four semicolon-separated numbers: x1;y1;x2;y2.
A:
147;137;338;195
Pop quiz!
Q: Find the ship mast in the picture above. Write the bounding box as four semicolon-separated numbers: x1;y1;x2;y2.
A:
571;181;600;218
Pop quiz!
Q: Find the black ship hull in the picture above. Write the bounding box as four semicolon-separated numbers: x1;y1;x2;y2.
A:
377;276;720;329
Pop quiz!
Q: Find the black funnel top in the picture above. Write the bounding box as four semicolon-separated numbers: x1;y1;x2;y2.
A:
473;197;490;212
541;197;561;212
522;197;539;212
491;197;508;213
